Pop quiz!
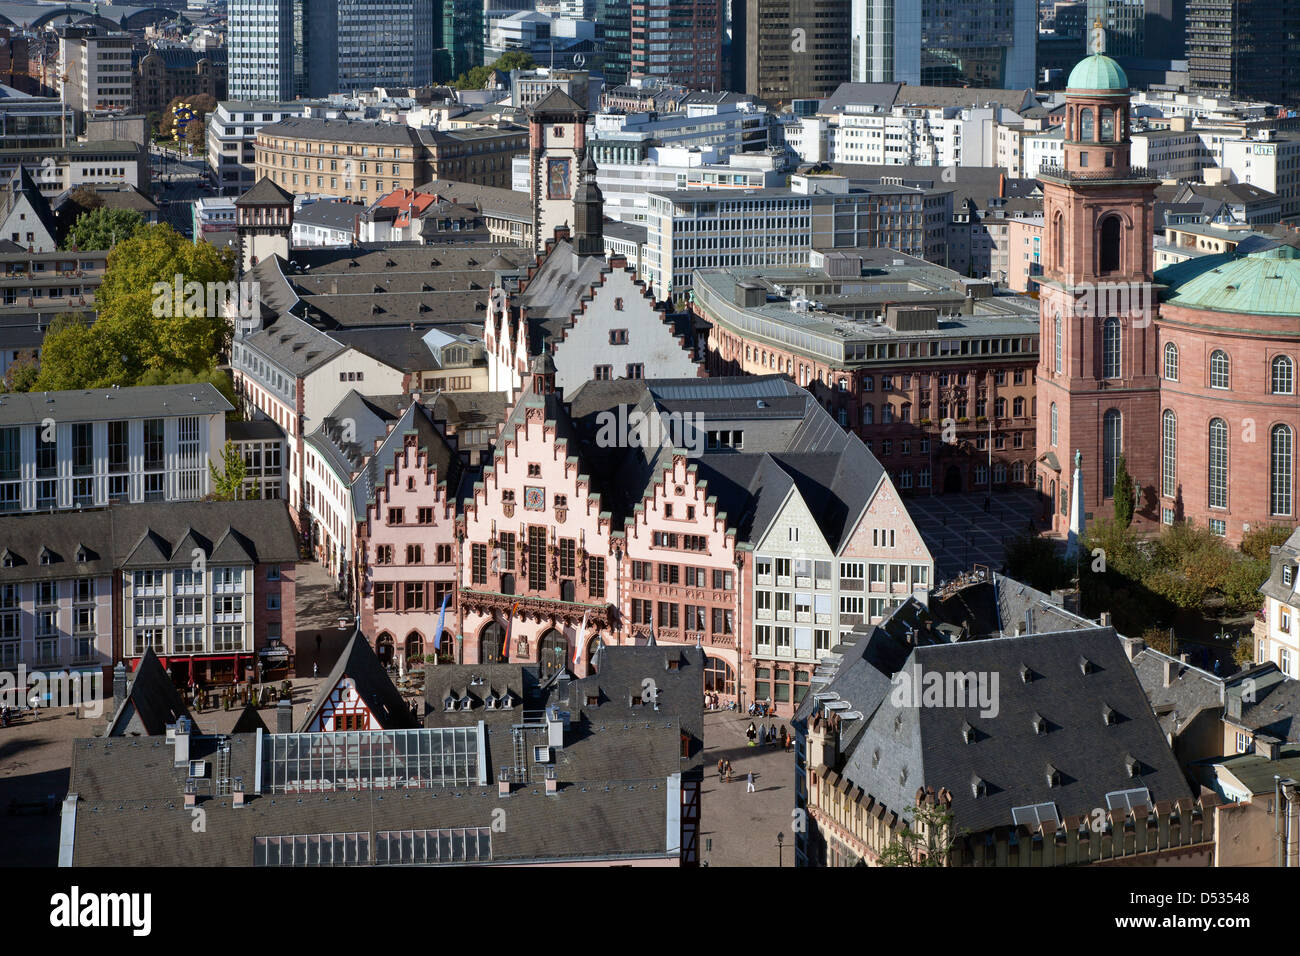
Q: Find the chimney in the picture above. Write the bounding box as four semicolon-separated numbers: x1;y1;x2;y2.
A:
172;717;191;767
1121;636;1146;661
112;662;127;713
1163;658;1178;688
276;698;293;734
498;768;511;796
998;173;1005;198
545;766;558;794
1099;611;1112;627
233;779;246;807
184;790;197;808
1024;607;1034;634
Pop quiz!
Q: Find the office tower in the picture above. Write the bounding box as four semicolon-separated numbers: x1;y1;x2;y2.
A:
229;0;435;100
851;0;1037;89
748;0;851;104
438;0;483;81
598;0;633;85
1187;0;1300;105
630;0;723;90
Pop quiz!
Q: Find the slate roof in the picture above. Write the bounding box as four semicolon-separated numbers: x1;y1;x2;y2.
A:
1259;527;1300;606
299;629;419;731
104;648;197;737
529;87;585;116
0;382;230;426
293;200;362;232
835;627;1192;834
1;164;56;239
240;312;345;377
1128;642;1223;741
1225;664;1300;742
255;116;426;147
0;499;298;583
234;176;294;207
330;324;436;372
306;388;399;490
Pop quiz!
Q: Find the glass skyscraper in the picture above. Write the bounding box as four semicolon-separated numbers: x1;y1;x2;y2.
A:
851;0;1037;89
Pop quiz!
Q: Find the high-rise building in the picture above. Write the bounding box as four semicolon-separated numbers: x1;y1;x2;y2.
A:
597;0;633;86
747;0;851;106
57;27;134;114
629;0;723;90
436;0;483;82
229;0;434;100
851;0;1037;89
1187;0;1300;106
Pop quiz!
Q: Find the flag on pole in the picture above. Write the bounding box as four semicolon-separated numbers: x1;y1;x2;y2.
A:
501;601;519;661
572;610;589;668
433;592;451;654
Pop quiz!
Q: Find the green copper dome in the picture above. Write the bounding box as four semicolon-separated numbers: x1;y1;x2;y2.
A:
1067;54;1129;92
1155;245;1300;316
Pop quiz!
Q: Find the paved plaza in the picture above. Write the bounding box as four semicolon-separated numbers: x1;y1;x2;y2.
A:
906;488;1049;583
699;710;798;867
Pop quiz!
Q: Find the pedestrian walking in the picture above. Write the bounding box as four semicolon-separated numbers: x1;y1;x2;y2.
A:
746;722;757;746
746;772;755;793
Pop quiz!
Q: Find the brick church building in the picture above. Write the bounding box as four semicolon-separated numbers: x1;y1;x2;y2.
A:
1036;44;1298;545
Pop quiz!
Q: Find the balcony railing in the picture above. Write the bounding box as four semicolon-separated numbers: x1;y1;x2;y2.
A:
1037;164;1155;182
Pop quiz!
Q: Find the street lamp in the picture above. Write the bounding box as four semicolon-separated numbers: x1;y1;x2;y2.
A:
776;832;785;867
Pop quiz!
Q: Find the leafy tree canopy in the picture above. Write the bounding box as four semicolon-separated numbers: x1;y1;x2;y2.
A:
451;51;535;90
63;206;144;251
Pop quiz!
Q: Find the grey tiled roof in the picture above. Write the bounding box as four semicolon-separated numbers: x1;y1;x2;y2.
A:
1129;644;1223;741
240;312;345;376
0;383;231;426
105;648;197;737
1259;527;1300;605
837;627;1192;834
299;630;419;732
0;499;299;582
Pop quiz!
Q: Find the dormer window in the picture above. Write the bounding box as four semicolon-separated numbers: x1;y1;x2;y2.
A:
971;774;986;797
443;695;456;711
1019;664;1032;684
484;694;497;709
1079;656;1093;675
961;721;975;744
1032;712;1046;735
459;696;472;711
1102;704;1116;726
1125;755;1140;778
1046;764;1060;788
499;694;513;710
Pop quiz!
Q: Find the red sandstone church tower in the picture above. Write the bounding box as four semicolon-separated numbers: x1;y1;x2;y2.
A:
1035;28;1161;534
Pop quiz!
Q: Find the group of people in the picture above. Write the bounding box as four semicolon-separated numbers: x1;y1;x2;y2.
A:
746;721;791;750
747;698;777;718
704;692;738;711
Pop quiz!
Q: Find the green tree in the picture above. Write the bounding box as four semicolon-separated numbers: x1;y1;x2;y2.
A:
452;51;535;89
209;440;248;500
33;225;236;391
1240;524;1294;561
1112;454;1135;527
1004;526;1071;592
2;356;39;392
879;800;959;867
63;207;144;251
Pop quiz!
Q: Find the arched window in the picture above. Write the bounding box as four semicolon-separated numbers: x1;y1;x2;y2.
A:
1163;342;1179;381
1101;108;1116;142
586;635;602;671
1161;409;1177;498
1099;216;1121;274
1102;317;1121;378
1053;313;1062;373
1272;424;1293;516
1013;396;1025;417
1210;350;1230;390
1103;409;1122;497
1050;402;1058;447
1272;355;1294;395
1054;213;1064;269
704;657;736;695
1208;418;1228;509
479;621;507;663
436;631;455;664
1080;108;1094;141
994;397;1007;418
404;631;423;663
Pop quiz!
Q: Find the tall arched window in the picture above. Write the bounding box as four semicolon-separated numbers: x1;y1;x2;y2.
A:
1272;424;1293;516
1050;402;1058;447
1272;355;1294;395
1103;409;1122;497
1163;342;1179;380
1053;313;1062;373
1054;213;1064;269
1210;350;1230;390
1101;108;1116;142
479;621;507;663
1012;460;1025;482
1208;418;1228;509
1102;318;1121;378
994;397;1007;418
1080;108;1094;140
1013;396;1025;416
1161;409;1177;498
1099;216;1121;274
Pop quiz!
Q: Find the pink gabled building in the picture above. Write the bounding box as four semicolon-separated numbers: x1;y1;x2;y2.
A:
357;403;463;670
619;446;743;703
458;356;615;675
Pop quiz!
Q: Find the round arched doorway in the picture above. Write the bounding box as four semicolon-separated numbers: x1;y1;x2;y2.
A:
585;635;603;672
376;632;394;667
404;631;424;664
705;656;735;697
436;631;455;664
538;628;567;677
479;621;507;663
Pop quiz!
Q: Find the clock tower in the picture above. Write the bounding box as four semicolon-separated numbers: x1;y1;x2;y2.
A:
527;88;588;256
1035;28;1161;534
